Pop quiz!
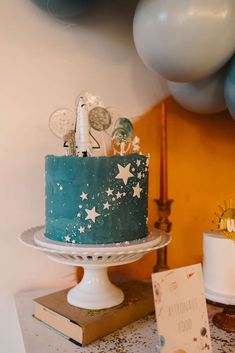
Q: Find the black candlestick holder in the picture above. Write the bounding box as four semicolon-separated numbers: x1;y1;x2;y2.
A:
207;299;235;333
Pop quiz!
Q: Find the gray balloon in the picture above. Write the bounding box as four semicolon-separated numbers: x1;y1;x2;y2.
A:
133;0;235;82
168;65;228;114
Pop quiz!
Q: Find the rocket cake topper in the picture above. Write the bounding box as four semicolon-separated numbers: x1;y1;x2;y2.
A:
75;96;93;157
49;91;141;157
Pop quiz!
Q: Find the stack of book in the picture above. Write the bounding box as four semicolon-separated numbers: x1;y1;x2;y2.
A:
33;275;155;346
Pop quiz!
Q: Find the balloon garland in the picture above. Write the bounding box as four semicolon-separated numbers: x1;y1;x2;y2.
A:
133;0;235;116
167;65;228;115
31;0;235;117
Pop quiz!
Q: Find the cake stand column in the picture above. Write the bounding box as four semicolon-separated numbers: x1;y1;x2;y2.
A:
67;265;124;310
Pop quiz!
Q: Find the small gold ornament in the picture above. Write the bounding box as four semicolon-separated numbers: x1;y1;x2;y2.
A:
213;200;235;241
63;130;76;156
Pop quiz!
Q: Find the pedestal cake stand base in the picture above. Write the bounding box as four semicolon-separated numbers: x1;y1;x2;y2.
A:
67;268;124;309
206;288;235;333
19;226;170;310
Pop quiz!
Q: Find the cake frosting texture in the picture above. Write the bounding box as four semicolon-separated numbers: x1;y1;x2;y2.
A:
45;154;148;244
203;231;235;305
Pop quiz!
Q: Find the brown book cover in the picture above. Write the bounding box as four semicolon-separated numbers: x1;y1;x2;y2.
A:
33;276;154;346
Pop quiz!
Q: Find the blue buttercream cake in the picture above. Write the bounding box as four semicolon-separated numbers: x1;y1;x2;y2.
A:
45;153;148;244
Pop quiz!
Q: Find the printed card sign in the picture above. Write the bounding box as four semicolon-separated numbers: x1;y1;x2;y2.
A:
152;264;212;353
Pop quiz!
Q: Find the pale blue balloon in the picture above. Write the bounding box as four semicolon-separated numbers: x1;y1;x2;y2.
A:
224;56;235;119
133;0;235;82
32;0;95;18
168;65;228;114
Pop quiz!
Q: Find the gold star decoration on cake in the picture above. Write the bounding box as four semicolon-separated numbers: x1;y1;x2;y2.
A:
115;163;134;185
78;226;85;233
85;206;100;223
133;182;142;198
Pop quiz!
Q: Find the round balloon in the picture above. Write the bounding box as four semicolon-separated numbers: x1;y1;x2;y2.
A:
168;65;228;114
133;0;235;82
224;56;235;119
32;0;95;18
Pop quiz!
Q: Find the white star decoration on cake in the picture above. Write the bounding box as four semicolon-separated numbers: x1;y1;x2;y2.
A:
133;182;142;198
65;235;71;242
103;201;111;210
106;188;113;196
80;192;88;200
71;158;147;232
115;163;134;185
116;191;122;199
85;206;100;223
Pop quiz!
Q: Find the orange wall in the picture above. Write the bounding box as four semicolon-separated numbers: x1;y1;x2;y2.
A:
109;97;235;280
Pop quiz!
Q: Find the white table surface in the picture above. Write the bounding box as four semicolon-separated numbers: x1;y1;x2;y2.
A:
15;289;235;353
0;292;25;353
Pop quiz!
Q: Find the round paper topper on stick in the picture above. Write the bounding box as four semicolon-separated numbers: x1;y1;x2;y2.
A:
112;117;133;143
49;108;76;139
89;107;112;131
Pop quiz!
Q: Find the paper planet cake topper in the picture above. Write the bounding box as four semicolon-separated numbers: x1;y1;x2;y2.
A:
49;92;141;157
213;200;235;241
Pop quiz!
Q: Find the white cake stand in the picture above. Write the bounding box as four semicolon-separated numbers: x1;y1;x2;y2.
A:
19;226;171;310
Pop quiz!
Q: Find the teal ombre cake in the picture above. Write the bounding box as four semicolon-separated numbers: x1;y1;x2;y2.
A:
45;154;148;244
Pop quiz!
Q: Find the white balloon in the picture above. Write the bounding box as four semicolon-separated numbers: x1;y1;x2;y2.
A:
133;0;235;82
168;66;228;114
